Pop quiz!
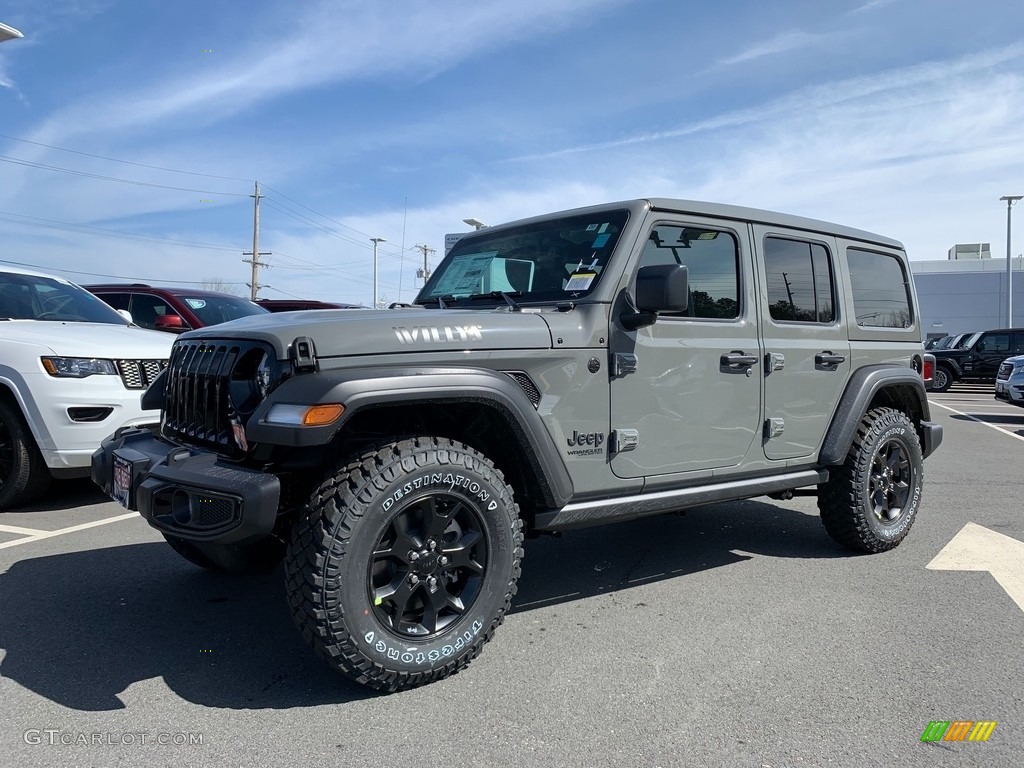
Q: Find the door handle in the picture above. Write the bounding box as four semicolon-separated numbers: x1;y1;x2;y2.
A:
721;352;758;367
815;352;846;366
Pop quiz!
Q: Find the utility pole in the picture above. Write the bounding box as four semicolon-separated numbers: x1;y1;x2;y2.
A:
1000;195;1022;327
243;181;271;301
781;271;795;306
414;244;435;285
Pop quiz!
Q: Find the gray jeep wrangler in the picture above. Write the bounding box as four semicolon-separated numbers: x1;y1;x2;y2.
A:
93;198;942;691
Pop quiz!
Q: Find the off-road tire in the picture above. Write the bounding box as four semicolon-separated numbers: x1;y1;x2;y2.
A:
162;533;286;574
0;400;52;511
931;366;953;393
818;407;924;553
285;436;523;692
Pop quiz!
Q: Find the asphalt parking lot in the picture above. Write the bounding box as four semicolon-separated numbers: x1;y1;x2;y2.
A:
1;385;1021;768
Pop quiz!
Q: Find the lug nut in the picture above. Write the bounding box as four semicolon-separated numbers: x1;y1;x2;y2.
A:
427;576;437;588
427;540;437;551
438;556;448;566
409;574;419;584
408;551;420;561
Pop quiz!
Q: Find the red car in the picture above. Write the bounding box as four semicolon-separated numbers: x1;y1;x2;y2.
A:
256;299;364;312
85;283;268;333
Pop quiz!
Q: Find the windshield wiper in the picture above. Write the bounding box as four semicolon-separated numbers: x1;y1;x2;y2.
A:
416;295;456;308
465;291;522;310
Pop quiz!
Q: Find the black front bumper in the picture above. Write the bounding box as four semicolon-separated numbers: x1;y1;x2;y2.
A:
92;427;281;545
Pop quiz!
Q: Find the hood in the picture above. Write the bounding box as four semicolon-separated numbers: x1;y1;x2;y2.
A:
3;320;174;358
932;347;969;360
177;307;555;358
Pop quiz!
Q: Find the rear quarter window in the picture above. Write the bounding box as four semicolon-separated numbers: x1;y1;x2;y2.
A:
846;247;913;329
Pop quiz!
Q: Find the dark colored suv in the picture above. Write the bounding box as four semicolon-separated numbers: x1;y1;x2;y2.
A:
931;327;1024;392
85;284;268;333
256;299;363;312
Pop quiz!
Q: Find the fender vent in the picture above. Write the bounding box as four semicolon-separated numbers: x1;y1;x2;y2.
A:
503;370;541;408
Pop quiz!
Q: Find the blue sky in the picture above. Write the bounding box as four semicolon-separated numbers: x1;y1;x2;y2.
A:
2;0;1024;306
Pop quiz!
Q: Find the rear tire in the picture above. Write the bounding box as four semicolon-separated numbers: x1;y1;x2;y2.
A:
0;400;52;511
285;436;523;692
818;407;924;553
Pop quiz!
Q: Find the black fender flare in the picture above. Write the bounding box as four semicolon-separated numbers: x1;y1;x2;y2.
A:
246;366;574;508
819;365;933;465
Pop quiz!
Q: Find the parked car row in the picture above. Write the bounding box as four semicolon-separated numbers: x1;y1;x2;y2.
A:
0;267;173;508
929;327;1024;392
0;271;365;509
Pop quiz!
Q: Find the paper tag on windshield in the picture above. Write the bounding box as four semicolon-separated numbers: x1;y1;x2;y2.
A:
565;271;596;291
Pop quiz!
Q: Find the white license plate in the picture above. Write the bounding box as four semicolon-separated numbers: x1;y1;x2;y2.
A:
111;454;133;508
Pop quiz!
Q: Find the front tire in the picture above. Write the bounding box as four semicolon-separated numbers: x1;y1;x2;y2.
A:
818;408;924;553
285;436;523;692
0;400;51;511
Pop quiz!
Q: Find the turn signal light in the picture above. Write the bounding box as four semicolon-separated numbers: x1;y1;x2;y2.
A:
302;404;345;426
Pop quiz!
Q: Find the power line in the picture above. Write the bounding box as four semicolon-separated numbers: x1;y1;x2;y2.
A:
0;154;251;196
0;258;247;285
260;182;381;240
0;133;253;182
0;209;240;251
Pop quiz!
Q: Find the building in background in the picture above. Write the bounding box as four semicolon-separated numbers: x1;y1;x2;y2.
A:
911;256;1024;340
947;242;991;260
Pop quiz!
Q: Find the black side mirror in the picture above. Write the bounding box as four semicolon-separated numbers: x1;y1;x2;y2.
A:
622;264;689;330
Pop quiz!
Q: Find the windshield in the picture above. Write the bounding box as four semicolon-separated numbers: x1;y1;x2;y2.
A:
179;295;268;326
0;271;127;324
418;210;630;304
959;332;982;350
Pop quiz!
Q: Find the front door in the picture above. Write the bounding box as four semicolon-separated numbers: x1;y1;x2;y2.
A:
610;216;761;479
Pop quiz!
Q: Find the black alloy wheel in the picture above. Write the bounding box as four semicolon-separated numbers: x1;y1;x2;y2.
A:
369;492;488;639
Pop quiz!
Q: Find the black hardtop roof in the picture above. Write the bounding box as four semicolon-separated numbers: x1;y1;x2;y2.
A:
462;198;904;250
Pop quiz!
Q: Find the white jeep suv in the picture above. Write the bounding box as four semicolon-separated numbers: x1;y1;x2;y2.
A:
0;264;172;509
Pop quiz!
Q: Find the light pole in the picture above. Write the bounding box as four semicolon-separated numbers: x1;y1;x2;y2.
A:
463;218;487;231
370;237;386;308
0;22;23;42
1000;196;1022;327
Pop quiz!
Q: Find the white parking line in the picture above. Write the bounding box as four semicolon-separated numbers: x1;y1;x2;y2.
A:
0;523;49;536
0;512;138;550
930;401;1024;444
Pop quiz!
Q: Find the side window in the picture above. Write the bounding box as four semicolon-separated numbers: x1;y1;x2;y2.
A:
129;294;178;330
979;333;1010;353
1014;332;1024;354
846;247;913;328
639;225;739;319
97;292;129;311
763;237;835;323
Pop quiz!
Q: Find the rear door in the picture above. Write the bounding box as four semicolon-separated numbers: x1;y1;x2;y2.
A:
752;226;850;460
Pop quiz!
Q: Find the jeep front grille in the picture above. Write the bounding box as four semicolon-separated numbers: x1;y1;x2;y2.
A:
116;359;168;390
161;339;279;456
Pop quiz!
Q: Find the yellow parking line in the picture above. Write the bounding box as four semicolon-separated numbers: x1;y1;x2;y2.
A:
0;512;138;550
930;401;1024;444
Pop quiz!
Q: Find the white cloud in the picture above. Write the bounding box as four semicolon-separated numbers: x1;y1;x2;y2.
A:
714;29;829;68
